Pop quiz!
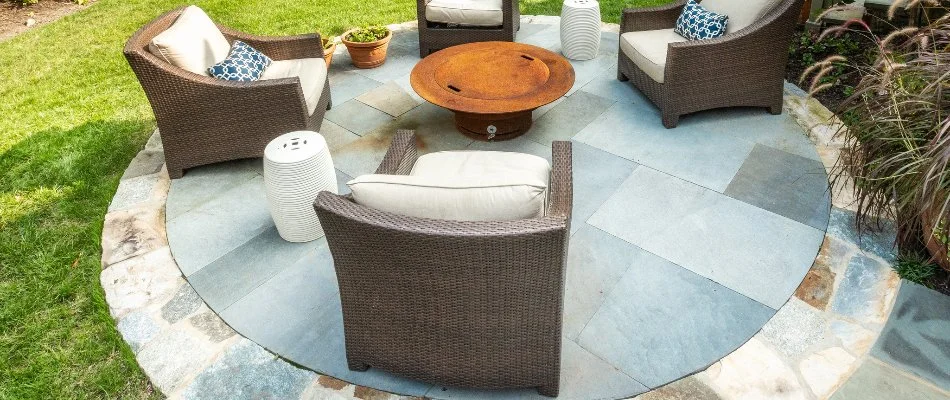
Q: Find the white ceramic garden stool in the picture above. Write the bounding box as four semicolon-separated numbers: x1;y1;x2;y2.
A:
560;0;601;60
263;131;337;242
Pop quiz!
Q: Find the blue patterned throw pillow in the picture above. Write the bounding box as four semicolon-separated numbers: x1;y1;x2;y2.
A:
208;40;272;81
674;0;729;41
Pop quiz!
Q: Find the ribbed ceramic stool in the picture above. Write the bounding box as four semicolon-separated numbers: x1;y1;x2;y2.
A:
263;131;337;242
560;0;601;60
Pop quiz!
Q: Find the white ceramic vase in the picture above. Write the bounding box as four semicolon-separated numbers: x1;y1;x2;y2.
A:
263;131;337;243
560;0;601;61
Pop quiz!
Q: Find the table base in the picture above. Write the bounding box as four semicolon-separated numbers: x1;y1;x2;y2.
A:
454;110;534;141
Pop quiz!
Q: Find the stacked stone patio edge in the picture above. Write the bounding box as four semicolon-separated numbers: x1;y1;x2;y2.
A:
96;16;943;400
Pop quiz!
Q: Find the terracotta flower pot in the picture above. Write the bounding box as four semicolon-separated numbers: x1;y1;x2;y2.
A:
322;39;337;67
341;29;392;69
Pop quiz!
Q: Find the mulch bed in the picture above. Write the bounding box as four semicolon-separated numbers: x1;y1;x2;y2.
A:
0;0;88;42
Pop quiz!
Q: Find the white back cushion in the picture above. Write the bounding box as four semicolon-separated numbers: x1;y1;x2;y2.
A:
347;174;548;221
148;6;231;76
701;0;783;33
425;0;504;27
348;151;551;221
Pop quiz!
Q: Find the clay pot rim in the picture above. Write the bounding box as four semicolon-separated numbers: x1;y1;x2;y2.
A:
341;28;392;48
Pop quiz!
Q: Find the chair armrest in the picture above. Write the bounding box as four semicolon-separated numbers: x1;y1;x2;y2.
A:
621;0;686;33
125;48;311;130
375;130;419;175
664;0;800;83
217;25;324;61
548;141;573;220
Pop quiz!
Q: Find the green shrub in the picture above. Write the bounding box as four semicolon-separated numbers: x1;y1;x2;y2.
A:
345;26;389;43
804;6;950;266
10;0;40;6
894;253;939;288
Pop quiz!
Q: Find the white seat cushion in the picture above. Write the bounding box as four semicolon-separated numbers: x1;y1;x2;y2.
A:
148;6;231;76
619;29;688;83
348;151;551;221
260;58;328;115
700;0;782;33
425;0;504;27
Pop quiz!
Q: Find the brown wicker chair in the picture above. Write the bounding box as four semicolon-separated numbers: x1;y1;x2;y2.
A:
313;130;572;397
124;6;331;178
416;0;520;57
617;0;803;128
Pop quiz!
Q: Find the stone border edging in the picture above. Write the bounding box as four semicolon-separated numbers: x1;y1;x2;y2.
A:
99;17;900;400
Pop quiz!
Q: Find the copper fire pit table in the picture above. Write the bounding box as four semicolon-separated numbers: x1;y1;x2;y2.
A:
410;41;575;141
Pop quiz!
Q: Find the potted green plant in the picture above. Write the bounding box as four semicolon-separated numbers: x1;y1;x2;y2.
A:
805;6;949;270
341;26;392;69
321;35;337;67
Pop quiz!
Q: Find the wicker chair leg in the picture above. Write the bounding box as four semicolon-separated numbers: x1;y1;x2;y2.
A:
327;96;332;110
768;103;783;115
662;112;680;129
167;166;184;179
348;360;370;372
617;68;629;82
537;384;559;397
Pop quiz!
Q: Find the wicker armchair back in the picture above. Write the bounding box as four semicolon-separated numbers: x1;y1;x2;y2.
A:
618;0;804;128
123;6;331;178
416;0;521;57
313;130;571;397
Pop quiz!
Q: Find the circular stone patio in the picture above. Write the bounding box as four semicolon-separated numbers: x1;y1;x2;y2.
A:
157;19;833;399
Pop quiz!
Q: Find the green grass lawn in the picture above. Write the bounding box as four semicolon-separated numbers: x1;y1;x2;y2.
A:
0;0;666;397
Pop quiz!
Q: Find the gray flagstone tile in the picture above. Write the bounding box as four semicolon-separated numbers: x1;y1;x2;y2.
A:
576;247;774;388
318;120;360;151
691;108;822;162
165;158;261;220
566;53;615;96
574;102;756;192
515;23;553;42
428;338;647;399
327;70;383;105
570;142;637;235
830;358;950;400
221;244;434;396
725;144;830;230
187;226;319;311
563;225;641;340
587;167;824;309
325;100;394;136
579;64;653;105
353;53;420;83
355;81;421;117
331;103;472;178
167;175;273;277
526;91;614;145
871;282;950;390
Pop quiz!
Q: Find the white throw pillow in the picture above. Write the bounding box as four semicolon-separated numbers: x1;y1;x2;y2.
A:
700;0;782;33
347;174;548;221
148;6;232;76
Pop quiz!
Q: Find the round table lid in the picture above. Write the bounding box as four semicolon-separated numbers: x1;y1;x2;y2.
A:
410;42;575;115
264;131;327;164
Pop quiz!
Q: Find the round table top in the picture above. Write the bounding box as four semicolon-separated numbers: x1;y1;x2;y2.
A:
410;42;575;115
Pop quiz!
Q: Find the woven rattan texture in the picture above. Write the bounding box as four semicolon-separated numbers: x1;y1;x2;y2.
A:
617;0;801;128
124;6;332;178
416;0;521;57
314;131;572;397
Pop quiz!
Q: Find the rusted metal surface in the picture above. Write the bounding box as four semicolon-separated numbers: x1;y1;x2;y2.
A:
410;42;574;140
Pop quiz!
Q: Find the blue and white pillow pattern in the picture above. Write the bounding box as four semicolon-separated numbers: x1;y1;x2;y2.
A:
208;40;272;81
674;0;729;41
